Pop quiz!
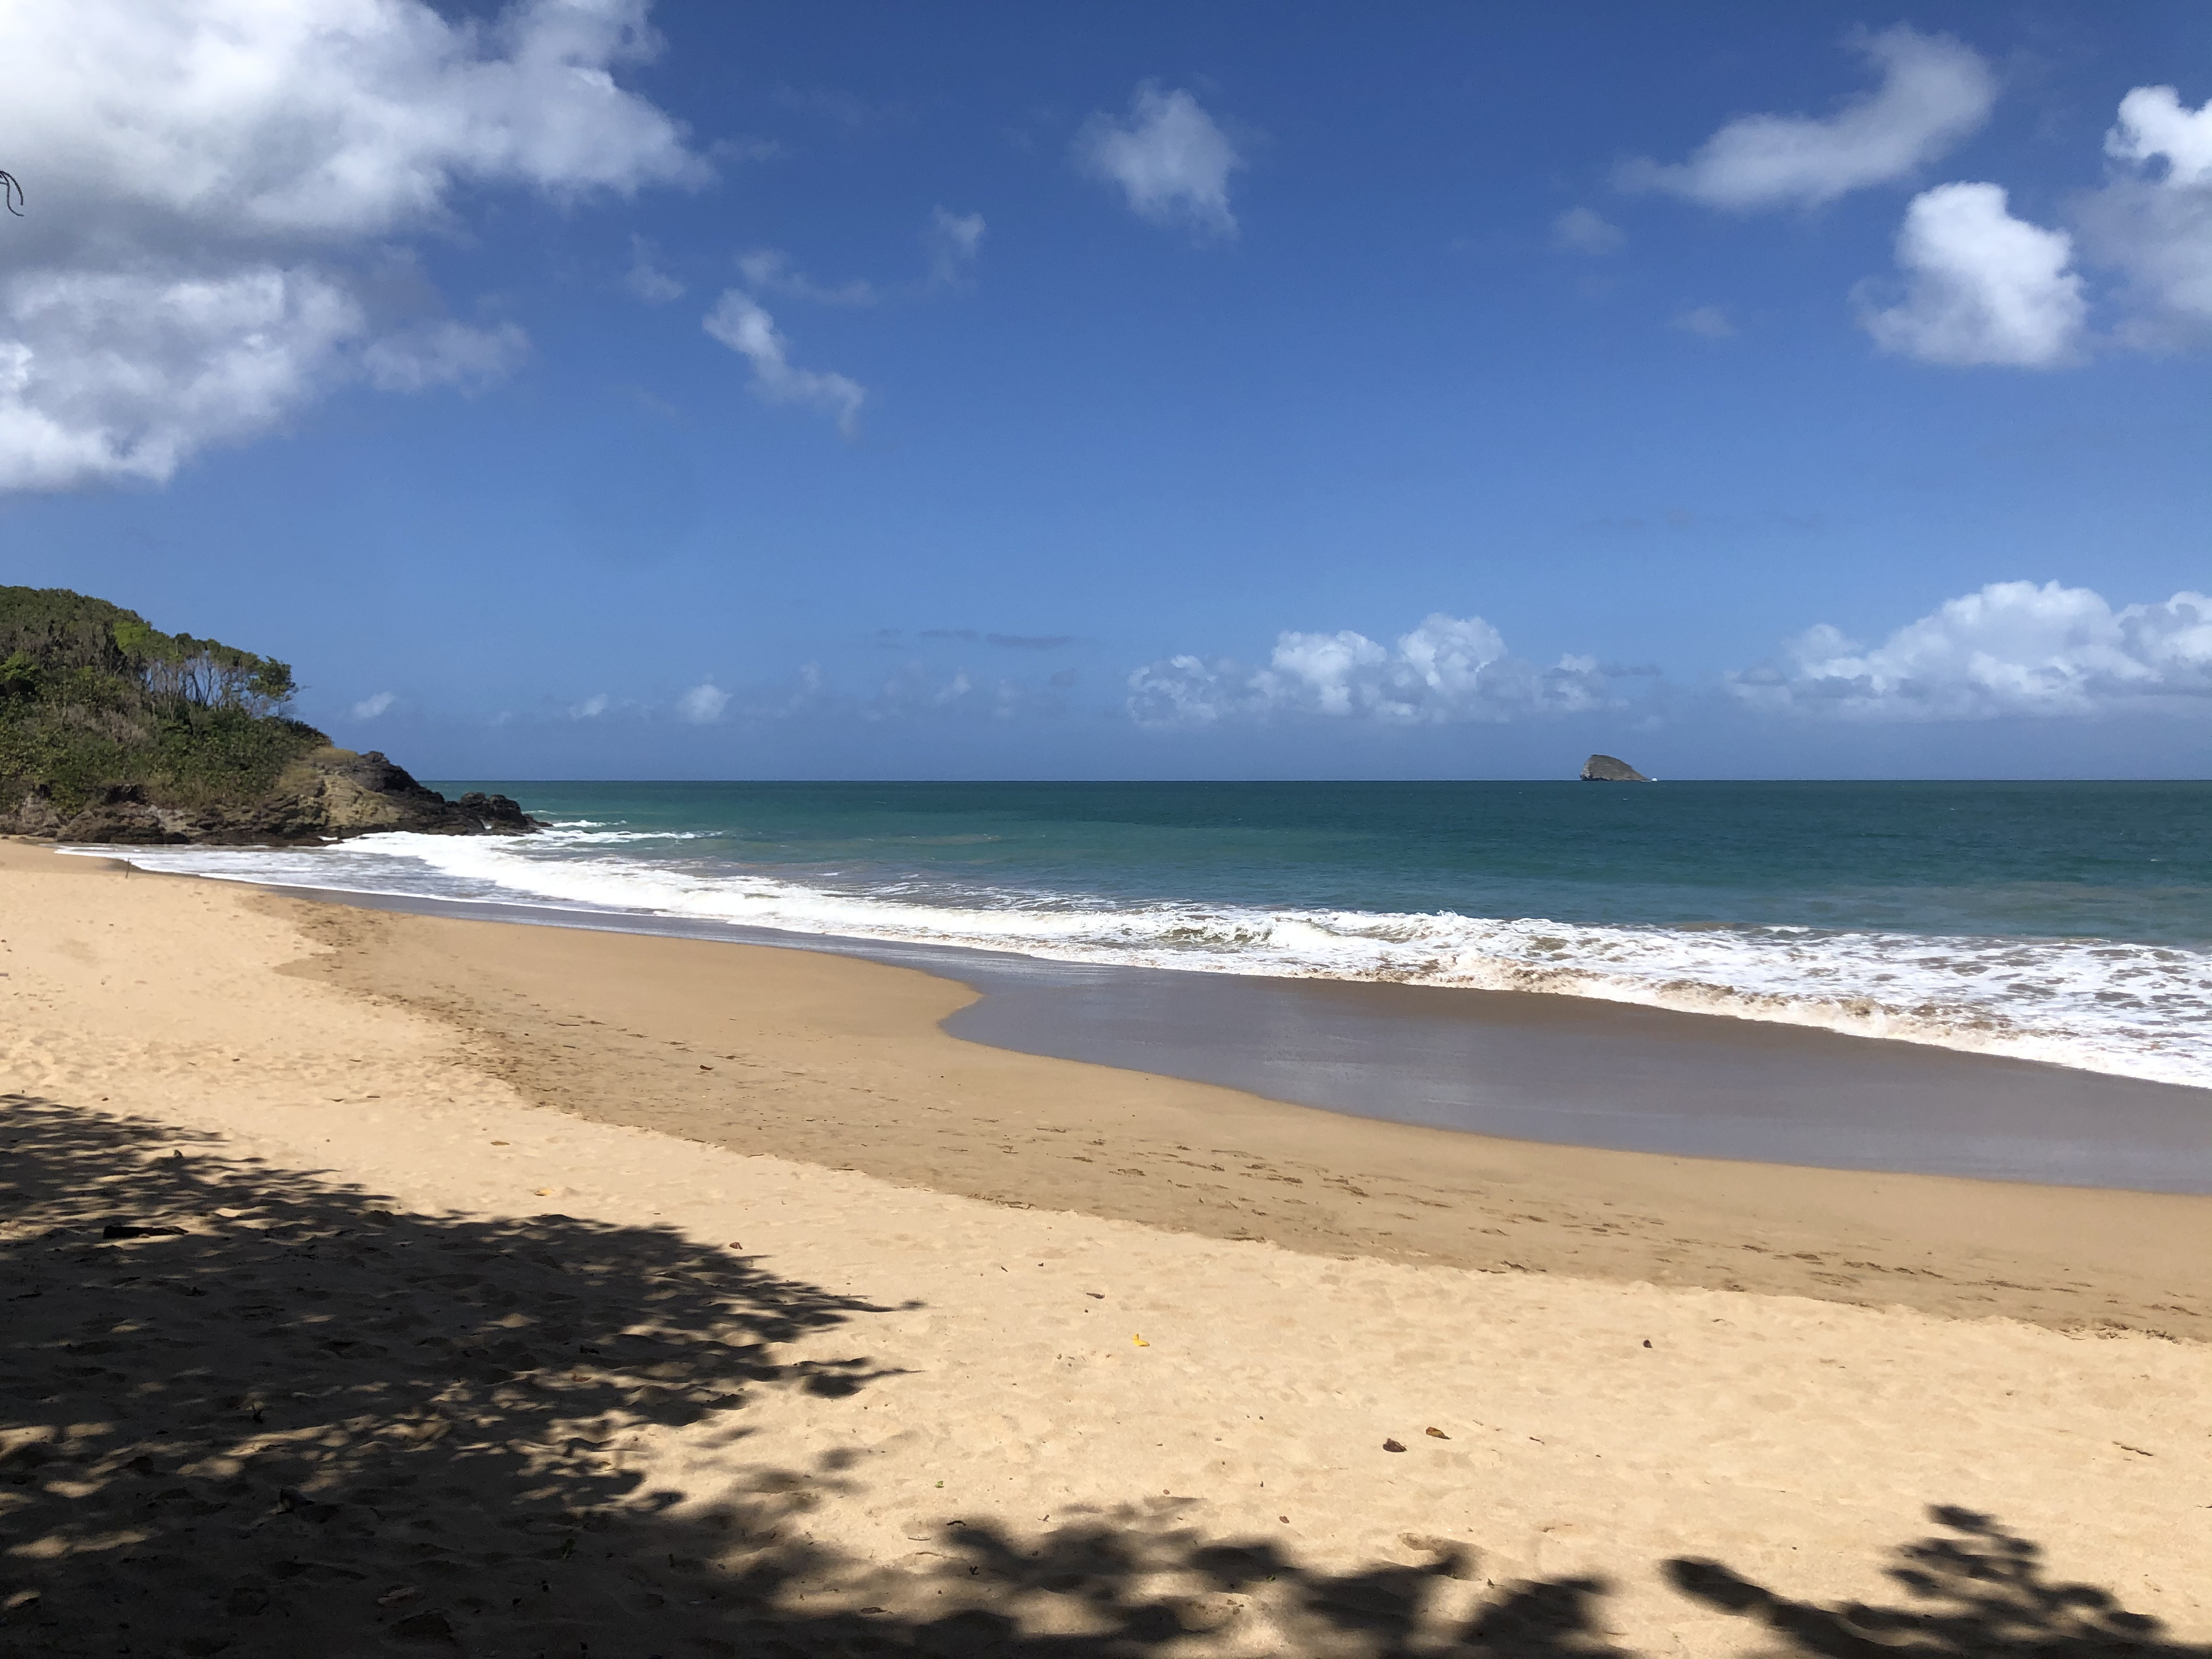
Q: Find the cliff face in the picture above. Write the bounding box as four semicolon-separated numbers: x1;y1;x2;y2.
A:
1580;753;1654;782
2;748;540;846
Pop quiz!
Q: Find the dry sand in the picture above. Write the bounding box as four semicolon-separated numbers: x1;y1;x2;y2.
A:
3;839;2209;1658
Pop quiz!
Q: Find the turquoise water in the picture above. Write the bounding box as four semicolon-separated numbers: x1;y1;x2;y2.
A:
101;780;2212;1086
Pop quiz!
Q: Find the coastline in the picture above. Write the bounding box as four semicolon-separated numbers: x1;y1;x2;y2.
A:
269;878;2212;1337
6;838;2211;1655
82;872;2212;1192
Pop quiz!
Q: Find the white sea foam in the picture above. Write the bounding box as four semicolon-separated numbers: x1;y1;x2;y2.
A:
80;827;2212;1091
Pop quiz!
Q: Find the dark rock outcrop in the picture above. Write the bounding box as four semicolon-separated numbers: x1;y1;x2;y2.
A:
2;749;542;846
1579;753;1653;782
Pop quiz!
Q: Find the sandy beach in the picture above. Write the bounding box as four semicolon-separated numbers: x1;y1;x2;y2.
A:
4;838;2210;1657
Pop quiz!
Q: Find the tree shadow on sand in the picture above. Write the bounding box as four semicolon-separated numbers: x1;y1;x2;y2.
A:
2;1095;2200;1659
1671;1504;2210;1657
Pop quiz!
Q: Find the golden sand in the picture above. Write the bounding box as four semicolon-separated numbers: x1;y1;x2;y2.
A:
3;841;2208;1657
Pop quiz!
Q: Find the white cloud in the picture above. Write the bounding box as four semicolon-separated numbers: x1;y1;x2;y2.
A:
1128;613;1614;728
0;267;363;490
927;208;987;285
1731;582;2212;720
1552;207;1624;254
361;319;532;393
2077;86;2212;347
0;0;701;490
1076;83;1244;239
1858;183;2084;367
352;691;396;720
1672;304;1736;339
625;236;685;304
735;250;880;308
674;681;729;723
2107;85;2212;186
1621;26;1994;211
702;291;865;435
737;208;986;312
571;693;609;718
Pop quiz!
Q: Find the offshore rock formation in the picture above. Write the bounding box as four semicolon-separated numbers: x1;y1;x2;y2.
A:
2;749;541;846
1580;753;1653;782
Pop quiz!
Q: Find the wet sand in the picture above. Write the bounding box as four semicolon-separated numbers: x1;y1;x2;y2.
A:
266;884;2212;1193
5;841;2211;1658
278;886;2212;1338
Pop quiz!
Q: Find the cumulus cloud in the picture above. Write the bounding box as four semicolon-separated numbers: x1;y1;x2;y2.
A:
1552;207;1625;254
1076;83;1244;238
0;0;700;490
351;691;396;720
1621;26;1994;211
2077;86;2212;348
674;681;729;724
2107;85;2212;185
1731;582;2212;720
1127;614;1614;729
702;291;865;434
1857;183;2084;367
571;693;609;718
0;267;363;491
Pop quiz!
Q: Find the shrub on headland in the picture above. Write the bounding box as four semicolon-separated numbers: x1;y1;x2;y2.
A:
0;585;538;843
0;585;324;817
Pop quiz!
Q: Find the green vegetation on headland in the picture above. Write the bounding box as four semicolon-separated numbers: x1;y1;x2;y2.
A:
0;586;536;844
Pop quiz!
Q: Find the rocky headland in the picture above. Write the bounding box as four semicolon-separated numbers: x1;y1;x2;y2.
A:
1;584;539;846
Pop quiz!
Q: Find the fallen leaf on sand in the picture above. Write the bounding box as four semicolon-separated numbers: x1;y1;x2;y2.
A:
534;1187;554;1196
1425;1427;1449;1439
1132;1334;1149;1347
1383;1438;1407;1453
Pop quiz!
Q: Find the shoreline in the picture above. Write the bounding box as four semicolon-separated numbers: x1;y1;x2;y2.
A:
70;792;2212;1099
74;867;2212;1193
263;872;2212;1340
6;837;2211;1654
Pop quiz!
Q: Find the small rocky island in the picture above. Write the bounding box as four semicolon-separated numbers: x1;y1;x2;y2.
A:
1;585;539;846
1580;753;1653;782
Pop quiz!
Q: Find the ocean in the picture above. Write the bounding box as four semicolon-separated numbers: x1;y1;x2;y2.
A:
95;779;2212;1091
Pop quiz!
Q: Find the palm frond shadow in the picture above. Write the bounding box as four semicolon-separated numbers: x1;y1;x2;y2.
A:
1668;1504;2210;1657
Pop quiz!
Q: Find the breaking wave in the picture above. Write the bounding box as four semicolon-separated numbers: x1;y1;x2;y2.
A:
84;822;2212;1091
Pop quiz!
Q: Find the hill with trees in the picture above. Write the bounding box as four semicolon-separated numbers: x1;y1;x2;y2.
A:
0;586;535;843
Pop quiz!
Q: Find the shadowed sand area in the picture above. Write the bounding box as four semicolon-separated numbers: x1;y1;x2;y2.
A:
4;841;2211;1656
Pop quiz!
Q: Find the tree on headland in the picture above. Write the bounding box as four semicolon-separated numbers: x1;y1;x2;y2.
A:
0;585;321;822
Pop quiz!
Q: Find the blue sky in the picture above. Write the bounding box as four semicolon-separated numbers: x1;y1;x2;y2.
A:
0;0;2206;779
